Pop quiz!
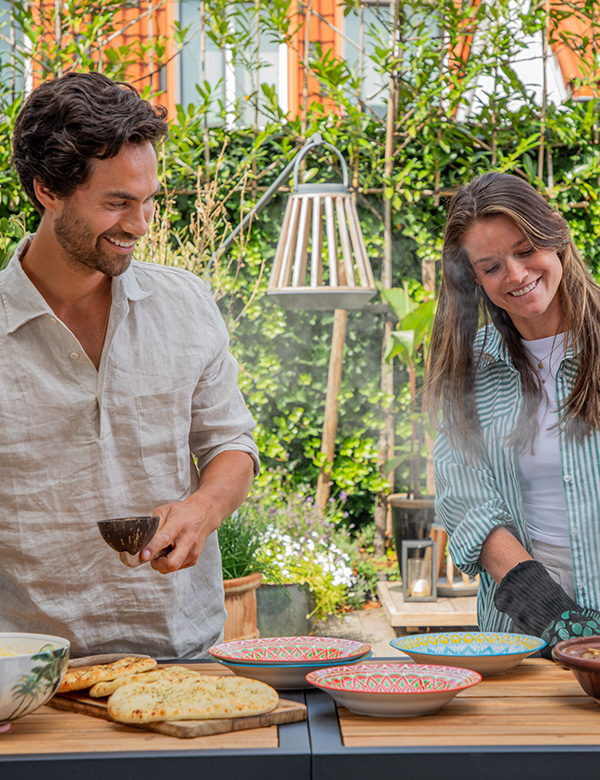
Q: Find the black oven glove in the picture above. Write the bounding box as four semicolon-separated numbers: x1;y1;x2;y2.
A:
494;560;600;658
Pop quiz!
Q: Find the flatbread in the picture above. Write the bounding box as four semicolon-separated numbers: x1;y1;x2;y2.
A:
89;665;200;697
107;675;279;723
58;656;158;692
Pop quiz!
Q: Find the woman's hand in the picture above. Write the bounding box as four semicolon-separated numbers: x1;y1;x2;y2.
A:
494;559;600;658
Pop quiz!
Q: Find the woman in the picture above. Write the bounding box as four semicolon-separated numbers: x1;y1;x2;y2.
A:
426;172;600;656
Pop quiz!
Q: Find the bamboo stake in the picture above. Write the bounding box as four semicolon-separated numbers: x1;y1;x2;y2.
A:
538;0;549;183
301;0;312;137
374;0;401;554
316;308;349;512
54;0;62;76
200;0;213;255
9;0;15;100
148;2;154;94
252;0;260;200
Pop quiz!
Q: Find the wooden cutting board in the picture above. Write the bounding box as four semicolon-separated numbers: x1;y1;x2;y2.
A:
47;689;307;739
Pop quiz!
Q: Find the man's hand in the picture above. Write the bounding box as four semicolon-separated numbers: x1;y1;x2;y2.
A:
139;450;256;574
140;491;217;573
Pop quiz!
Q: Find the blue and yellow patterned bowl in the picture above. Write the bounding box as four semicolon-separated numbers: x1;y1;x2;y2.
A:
390;632;546;676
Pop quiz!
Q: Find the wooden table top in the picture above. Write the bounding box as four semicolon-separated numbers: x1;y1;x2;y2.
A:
0;663;290;755
3;656;600;780
338;658;600;748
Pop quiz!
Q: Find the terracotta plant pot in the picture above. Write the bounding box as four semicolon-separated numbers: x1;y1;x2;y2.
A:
222;571;262;642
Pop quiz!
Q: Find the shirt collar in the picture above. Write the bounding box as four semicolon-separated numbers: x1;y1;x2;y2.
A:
475;323;580;369
475;324;514;368
0;235;152;334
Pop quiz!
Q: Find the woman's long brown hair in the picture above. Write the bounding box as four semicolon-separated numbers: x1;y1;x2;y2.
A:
425;172;600;456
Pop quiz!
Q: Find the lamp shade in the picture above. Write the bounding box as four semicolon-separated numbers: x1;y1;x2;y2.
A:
267;142;376;311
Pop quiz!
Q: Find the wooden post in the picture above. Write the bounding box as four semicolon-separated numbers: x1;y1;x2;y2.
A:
316;308;348;512
374;0;401;553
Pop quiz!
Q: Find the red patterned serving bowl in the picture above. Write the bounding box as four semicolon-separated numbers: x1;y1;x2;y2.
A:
208;636;371;665
305;662;481;717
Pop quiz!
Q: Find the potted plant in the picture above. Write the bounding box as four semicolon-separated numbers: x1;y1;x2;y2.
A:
219;505;270;642
241;480;365;636
378;282;438;576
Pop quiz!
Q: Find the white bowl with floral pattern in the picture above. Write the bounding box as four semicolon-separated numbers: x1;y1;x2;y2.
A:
0;632;70;722
390;632;546;676
306;662;481;717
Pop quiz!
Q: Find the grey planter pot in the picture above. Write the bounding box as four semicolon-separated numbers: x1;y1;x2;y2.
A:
257;583;317;637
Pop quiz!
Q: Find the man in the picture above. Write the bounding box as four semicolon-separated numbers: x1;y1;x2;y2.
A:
1;71;259;658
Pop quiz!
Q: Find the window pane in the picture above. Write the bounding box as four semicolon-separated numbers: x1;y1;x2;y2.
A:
343;2;391;118
0;1;23;97
179;0;225;123
233;5;280;128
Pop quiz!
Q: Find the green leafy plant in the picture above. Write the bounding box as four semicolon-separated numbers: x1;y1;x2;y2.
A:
217;503;275;581
242;475;368;619
379;281;437;498
3;0;600;537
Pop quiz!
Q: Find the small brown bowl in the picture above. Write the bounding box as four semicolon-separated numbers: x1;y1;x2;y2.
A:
552;636;600;702
97;516;160;555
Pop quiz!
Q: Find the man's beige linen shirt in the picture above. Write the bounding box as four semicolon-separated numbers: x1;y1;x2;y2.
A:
0;237;259;658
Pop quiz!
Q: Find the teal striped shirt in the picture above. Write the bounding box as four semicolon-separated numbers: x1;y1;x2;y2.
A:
434;325;600;632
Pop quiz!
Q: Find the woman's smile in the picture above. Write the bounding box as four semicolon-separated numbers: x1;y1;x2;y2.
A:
463;214;563;340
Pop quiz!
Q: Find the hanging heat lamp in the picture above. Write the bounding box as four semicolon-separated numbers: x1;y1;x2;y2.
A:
210;132;376;311
266;138;376;310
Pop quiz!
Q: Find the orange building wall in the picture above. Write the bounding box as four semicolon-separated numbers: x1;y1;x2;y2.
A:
550;2;600;99
287;0;344;118
30;1;599;119
32;1;179;118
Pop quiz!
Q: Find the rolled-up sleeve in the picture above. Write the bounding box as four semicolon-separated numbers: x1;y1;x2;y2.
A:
188;287;260;476
434;427;516;577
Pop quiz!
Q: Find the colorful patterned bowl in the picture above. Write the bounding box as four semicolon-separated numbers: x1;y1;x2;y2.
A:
390;632;546;676
305;662;481;717
208;636;372;666
217;651;373;689
0;632;70;722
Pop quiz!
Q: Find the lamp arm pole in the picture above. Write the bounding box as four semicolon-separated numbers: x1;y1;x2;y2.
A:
207;133;324;271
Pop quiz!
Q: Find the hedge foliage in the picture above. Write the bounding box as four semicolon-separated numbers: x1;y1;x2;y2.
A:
2;0;600;524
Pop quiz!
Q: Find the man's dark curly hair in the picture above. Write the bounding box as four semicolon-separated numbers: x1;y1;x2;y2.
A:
12;71;168;214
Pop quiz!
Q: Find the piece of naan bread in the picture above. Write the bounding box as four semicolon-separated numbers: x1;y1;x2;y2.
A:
89;665;200;697
58;656;158;692
107;675;279;723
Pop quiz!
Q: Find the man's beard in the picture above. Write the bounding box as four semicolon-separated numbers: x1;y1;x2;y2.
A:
54;205;136;278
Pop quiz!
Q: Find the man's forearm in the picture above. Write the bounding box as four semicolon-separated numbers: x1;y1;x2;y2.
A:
142;449;256;571
185;449;256;530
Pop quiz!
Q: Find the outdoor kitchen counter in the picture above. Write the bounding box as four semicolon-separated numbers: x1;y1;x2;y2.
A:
0;662;311;780
3;658;600;780
308;657;600;780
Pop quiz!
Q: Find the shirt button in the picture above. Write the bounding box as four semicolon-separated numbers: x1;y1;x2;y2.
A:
69;352;80;360
578;581;585;590
563;474;572;483
50;317;58;324
571;528;579;537
557;370;563;378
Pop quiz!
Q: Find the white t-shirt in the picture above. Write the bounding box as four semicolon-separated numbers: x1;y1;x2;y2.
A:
517;333;570;546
